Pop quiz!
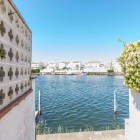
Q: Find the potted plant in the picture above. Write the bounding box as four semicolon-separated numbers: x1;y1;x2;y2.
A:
118;41;140;140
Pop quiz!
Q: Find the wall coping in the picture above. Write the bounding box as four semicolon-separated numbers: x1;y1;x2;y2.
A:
0;89;33;119
31;75;38;79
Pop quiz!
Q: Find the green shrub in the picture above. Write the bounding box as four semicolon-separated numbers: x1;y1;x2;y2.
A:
31;68;40;73
107;69;114;73
88;72;94;75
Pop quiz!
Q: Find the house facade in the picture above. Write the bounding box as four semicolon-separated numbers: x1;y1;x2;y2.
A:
48;62;57;69
68;61;81;70
58;62;66;69
31;62;39;69
83;61;107;73
85;61;100;68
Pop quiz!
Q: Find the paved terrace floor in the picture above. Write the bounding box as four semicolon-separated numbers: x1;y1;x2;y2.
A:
37;129;125;140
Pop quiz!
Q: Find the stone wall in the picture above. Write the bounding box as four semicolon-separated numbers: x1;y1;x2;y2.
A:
0;1;35;140
0;0;32;110
0;80;35;140
125;91;140;140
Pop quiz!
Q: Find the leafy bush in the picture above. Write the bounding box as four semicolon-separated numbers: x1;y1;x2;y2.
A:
31;68;40;73
88;72;94;75
107;69;114;73
118;41;140;92
63;67;67;70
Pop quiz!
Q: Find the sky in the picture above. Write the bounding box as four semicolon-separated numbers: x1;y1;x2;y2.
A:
13;0;140;63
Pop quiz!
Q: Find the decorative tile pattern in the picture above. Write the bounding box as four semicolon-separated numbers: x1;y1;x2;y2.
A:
15;84;19;95
15;68;19;78
28;80;30;86
0;89;5;105
8;86;13;99
20;68;23;76
8;67;13;80
25;56;27;63
8;48;14;61
20;83;24;91
25;81;27;87
28;69;30;74
15;51;19;62
0;0;32;110
15;19;19;28
8;10;14;23
21;54;24;62
8;29;14;42
15;35;19;45
0;66;5;82
0;0;6;14
21;40;24;48
0;21;6;36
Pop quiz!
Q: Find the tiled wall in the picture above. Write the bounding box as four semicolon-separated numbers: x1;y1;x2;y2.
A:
0;0;32;110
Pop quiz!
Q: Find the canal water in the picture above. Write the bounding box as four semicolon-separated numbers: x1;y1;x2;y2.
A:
35;75;129;132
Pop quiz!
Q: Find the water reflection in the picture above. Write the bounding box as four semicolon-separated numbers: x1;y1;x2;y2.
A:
35;75;129;133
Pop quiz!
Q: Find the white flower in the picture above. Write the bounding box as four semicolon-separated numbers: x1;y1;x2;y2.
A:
118;41;140;93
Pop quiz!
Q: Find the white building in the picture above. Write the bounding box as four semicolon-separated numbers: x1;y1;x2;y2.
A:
0;1;35;140
99;64;108;73
47;62;57;69
85;61;100;68
67;61;81;70
58;62;67;69
113;62;122;73
39;62;46;69
83;61;107;73
31;62;45;69
104;61;122;73
44;62;58;74
31;62;39;69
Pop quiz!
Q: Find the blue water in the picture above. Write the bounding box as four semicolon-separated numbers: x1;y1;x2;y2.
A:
35;75;129;132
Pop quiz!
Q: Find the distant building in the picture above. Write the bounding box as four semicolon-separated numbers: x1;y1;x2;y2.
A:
39;62;45;69
31;62;45;69
83;61;107;73
48;62;58;69
68;61;81;70
44;62;58;74
38;61;122;75
31;62;39;69
85;61;100;68
58;62;70;69
58;62;65;69
113;62;122;73
99;64;107;73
